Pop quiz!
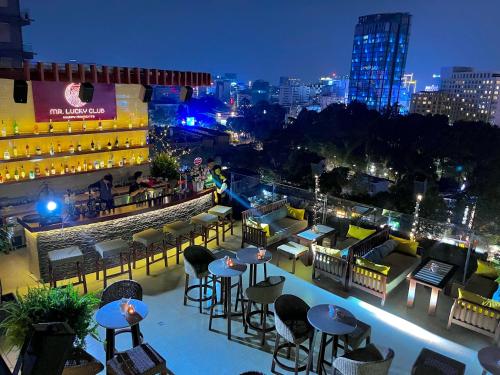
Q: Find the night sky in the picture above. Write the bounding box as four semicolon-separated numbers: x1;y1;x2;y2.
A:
23;0;500;88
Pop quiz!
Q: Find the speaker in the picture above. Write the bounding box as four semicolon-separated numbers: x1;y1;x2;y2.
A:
140;84;153;103
79;82;94;103
179;86;193;102
13;80;28;103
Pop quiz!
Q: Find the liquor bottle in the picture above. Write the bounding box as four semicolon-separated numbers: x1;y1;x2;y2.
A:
107;140;112;150
64;164;69;174
113;118;117;129
57;142;62;153
76;162;82;172
4;167;10;180
50;163;56;175
130;154;136;165
67;120;72;133
35;145;42;155
25;145;30;158
98;120;103;131
94;160;100;170
69;143;75;154
97;141;102;151
44;167;50;177
14;167;19;181
140;138;144;146
107;155;113;168
83;160;88;172
99;160;105;169
77;142;82;152
137;154;143;164
82;122;87;132
118;159;123;167
20;165;26;179
122;156;127;166
140;119;145;128
128;118;133;129
48;119;54;133
60;163;65;175
49;143;55;156
12;144;17;157
90;139;95;151
125;138;130;148
29;169;35;179
3;149;10;160
34;164;40;176
13;120;19;135
1;120;6;137
33;123;39;135
0;173;3;183
114;137;119;148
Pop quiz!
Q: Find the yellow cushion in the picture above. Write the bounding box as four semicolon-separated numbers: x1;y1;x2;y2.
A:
314;244;342;258
347;225;376;240
476;260;498;280
458;288;500;312
389;235;419;256
356;258;390;276
247;218;270;237
286;205;305;221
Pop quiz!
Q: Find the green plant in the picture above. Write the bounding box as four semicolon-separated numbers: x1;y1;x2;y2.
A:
0;225;14;254
150;152;180;180
0;285;100;349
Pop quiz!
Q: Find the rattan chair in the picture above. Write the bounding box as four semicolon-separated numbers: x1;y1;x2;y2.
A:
63;348;104;375
184;245;216;313
272;294;314;374
332;344;394;375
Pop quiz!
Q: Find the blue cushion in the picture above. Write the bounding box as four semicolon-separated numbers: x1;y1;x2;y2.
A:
364;249;383;264
363;240;397;264
259;206;288;224
493;286;500;302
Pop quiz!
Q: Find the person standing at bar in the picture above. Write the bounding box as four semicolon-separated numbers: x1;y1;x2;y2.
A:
88;174;114;212
129;171;148;203
207;158;229;205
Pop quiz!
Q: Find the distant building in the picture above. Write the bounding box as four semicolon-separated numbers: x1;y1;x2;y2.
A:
440;66;500;125
348;13;411;112
250;79;270;104
319;75;349;105
213;73;238;105
410;91;451;118
0;0;34;68
278;77;311;108
399;73;417;114
424;73;441;92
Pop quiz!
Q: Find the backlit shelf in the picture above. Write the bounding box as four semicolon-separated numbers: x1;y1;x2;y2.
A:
0;126;148;141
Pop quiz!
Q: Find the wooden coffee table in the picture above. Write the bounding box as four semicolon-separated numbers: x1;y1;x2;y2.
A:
407;259;457;315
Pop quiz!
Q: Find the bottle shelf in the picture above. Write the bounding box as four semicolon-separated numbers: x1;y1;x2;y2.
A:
0;145;149;164
0;162;149;186
0;126;148;141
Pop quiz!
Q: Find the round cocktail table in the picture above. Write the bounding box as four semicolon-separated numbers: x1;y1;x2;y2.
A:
96;299;148;361
236;246;272;288
208;258;247;340
307;304;357;375
478;346;500;375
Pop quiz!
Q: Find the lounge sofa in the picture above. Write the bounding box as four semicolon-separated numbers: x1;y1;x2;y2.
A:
448;260;500;342
241;199;308;248
349;229;420;305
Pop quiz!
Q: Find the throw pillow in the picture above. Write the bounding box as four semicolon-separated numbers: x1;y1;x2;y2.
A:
314;244;342;258
389;235;419;257
347;225;376;240
356;258;390;276
364;249;383;264
246;217;270;237
286;204;305;220
458;288;500;312
476;259;498;280
372;239;398;259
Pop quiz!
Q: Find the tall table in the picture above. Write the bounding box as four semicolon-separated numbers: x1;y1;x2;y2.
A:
95;299;148;361
296;225;336;266
307;304;357;375
236;247;272;288
478;346;500;375
407;259;457;315
208;258;247;340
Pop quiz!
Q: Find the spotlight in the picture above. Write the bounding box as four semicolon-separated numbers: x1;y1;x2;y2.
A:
46;201;57;212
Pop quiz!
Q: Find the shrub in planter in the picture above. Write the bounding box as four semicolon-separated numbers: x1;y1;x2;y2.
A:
150;152;180;181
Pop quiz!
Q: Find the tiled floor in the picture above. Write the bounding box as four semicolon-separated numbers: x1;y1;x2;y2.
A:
0;222;490;374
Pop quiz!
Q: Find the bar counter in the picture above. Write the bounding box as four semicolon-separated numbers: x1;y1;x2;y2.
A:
20;189;214;281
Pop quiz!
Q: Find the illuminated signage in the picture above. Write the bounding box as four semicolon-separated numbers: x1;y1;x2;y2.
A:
32;81;117;122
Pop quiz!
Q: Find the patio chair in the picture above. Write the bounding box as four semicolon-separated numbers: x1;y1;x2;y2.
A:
332;344;394;375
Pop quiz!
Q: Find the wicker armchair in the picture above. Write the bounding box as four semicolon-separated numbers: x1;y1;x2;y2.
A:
100;279;143;308
63;348;104;375
332;344;394;375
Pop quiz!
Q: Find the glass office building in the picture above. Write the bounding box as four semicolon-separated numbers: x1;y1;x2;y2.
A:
348;13;411;112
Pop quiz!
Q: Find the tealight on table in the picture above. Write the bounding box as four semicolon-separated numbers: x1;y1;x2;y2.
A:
95;299;148;361
208;258;247;340
236;246;272;288
306;304;357;375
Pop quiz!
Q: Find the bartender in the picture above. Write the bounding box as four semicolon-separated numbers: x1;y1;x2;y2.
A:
207;158;229;205
88;174;114;212
129;171;148;202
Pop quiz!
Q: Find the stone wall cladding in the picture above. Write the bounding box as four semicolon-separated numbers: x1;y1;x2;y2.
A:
39;193;212;282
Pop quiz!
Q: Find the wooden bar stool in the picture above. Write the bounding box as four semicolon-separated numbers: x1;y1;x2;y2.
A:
95;239;132;288
132;229;167;275
208;205;234;242
47;246;87;293
163;220;195;264
107;343;167;375
191;212;219;248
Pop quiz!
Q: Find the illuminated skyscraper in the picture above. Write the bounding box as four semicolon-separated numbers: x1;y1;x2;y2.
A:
348;13;411;112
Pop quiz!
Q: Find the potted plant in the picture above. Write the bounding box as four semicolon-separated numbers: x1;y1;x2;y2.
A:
150;152;180;186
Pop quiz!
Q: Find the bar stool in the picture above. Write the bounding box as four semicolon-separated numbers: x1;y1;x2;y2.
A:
245;276;285;346
334;319;371;356
191;212;219;248
132;229;167;275
95;239;132;288
107;343;167;375
208;205;234;242
47;246;87;293
163;220;195;264
183;245;216;313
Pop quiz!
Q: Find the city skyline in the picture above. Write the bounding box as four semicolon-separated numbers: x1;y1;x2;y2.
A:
22;0;500;89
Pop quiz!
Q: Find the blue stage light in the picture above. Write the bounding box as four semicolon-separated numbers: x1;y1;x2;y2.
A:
46;201;57;212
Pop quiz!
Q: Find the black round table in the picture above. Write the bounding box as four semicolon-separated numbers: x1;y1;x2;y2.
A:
236;247;272;288
478;346;500;375
208;258;247;340
307;304;357;375
95;299;148;360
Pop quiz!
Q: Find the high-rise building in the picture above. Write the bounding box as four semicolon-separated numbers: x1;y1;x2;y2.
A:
0;0;34;68
424;74;441;92
348;13;411;112
278;77;311;108
410;91;451;118
399;73;417;114
440;66;500;125
213;73;238;105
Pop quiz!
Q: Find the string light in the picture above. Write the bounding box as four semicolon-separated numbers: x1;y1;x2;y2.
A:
410;194;423;240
